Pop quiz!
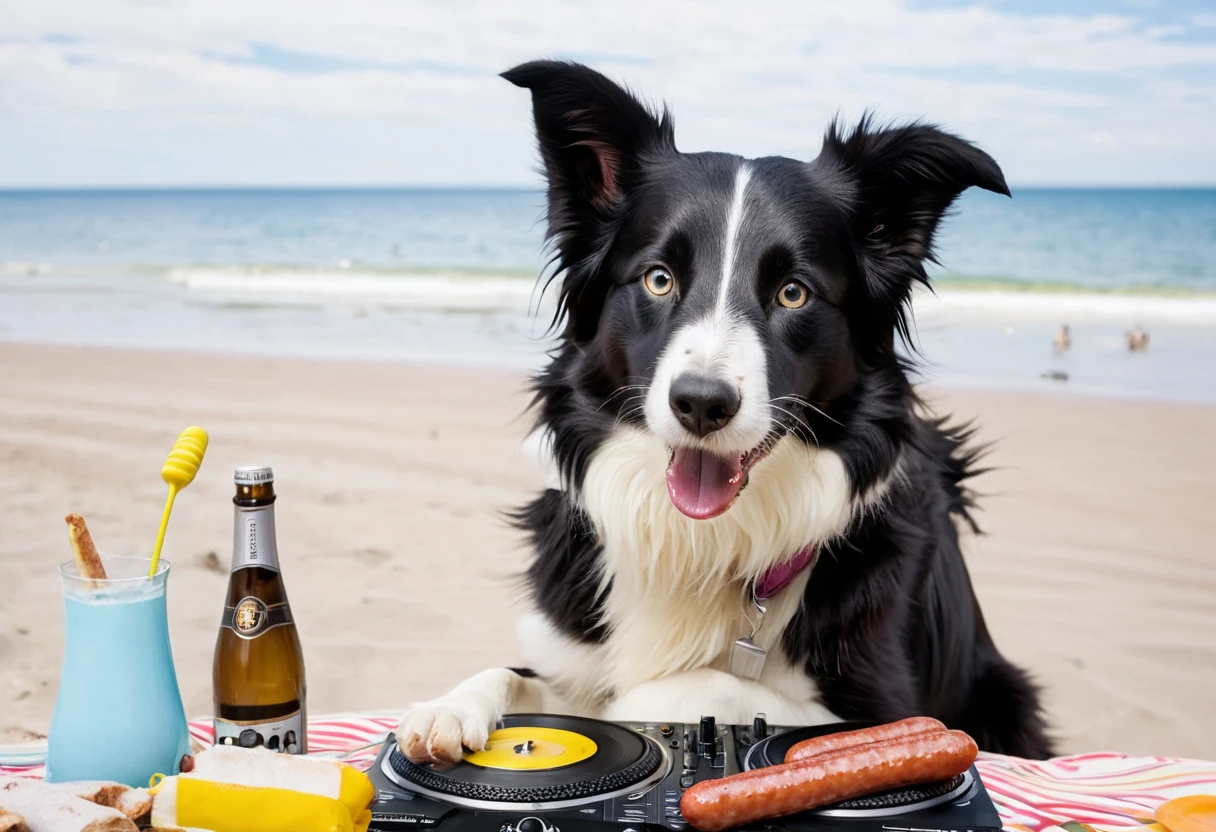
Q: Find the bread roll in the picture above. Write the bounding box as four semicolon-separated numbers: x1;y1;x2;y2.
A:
0;806;31;832
50;782;124;808
50;782;152;823
0;779;136;832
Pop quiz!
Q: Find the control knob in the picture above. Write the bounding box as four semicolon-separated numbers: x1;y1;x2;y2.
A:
752;713;768;740
697;715;716;756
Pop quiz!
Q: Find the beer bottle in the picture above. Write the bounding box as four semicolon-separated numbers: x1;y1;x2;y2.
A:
212;466;307;753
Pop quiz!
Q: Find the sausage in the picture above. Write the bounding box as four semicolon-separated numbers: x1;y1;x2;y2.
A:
784;716;946;763
682;730;976;832
679;729;978;832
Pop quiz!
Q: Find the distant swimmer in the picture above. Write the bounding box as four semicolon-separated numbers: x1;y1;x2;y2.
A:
1053;324;1071;352
1126;326;1149;351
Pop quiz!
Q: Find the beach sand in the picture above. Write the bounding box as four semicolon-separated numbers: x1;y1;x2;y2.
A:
1;343;1213;758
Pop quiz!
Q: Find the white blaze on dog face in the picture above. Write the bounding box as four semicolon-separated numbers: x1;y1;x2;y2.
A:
643;163;775;520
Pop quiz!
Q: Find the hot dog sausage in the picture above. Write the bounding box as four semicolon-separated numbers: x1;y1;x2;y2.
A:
783;716;946;763
679;729;978;832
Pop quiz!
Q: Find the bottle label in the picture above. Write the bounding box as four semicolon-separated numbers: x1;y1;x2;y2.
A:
214;711;306;754
221;597;294;639
232;504;280;572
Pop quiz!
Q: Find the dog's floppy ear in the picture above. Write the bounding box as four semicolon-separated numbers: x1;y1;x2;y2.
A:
816;115;1008;349
502;60;674;214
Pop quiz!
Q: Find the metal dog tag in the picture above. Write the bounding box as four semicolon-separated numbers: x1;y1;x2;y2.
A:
730;584;768;680
730;636;767;680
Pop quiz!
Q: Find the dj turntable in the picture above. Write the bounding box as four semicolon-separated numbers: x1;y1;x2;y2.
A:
365;714;1002;832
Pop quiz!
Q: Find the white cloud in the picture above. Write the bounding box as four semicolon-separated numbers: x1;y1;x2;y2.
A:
1;0;1213;185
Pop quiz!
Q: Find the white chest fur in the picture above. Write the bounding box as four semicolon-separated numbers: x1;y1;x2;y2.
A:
518;426;863;724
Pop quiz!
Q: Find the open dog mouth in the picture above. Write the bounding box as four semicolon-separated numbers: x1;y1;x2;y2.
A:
665;434;780;520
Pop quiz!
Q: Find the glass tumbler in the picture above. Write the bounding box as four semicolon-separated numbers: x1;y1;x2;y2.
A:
45;557;192;787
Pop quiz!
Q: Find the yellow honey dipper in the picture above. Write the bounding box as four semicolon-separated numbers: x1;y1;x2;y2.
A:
149;426;209;578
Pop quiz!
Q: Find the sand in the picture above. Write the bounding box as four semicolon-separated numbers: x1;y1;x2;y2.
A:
1;343;1213;759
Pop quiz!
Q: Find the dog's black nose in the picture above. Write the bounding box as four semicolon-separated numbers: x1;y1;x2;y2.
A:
669;374;740;437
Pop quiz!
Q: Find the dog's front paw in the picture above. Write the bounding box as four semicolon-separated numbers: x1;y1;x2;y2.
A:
396;700;495;764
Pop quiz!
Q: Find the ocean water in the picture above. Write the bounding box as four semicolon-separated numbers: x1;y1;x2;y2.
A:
934;188;1216;292
1;187;1214;401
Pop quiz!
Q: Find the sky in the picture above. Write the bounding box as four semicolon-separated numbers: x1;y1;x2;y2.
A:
1;0;1214;187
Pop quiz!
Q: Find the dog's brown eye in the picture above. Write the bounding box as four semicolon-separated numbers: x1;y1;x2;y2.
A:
643;266;675;297
777;282;809;309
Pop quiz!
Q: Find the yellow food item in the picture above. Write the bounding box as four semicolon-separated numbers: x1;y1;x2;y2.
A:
150;745;373;832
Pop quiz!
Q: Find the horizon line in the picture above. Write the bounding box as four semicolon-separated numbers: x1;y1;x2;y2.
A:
3;182;1216;192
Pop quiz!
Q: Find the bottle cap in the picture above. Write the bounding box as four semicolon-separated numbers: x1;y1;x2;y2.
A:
234;466;274;485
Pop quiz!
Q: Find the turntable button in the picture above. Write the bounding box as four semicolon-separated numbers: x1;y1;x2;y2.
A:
660;724;673;737
516;817;552;832
680;773;695;788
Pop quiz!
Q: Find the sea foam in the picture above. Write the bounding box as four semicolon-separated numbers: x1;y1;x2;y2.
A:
912;286;1216;326
169;267;1216;326
170;267;555;316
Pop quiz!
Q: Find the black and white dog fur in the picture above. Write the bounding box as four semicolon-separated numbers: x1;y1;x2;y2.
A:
397;61;1053;764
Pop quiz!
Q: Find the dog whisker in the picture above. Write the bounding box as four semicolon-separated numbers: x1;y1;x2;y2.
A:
612;398;649;430
776;394;846;428
766;403;812;434
767;403;820;449
597;384;651;413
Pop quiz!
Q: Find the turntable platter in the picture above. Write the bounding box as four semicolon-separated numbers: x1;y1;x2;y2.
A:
744;722;976;818
383;714;669;810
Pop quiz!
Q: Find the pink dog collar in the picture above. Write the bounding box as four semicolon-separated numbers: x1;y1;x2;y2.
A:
754;546;817;600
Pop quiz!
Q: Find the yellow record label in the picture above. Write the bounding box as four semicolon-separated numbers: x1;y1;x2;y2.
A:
463;726;598;770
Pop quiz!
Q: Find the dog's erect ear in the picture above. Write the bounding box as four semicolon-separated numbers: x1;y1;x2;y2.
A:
815;116;1008;349
503;61;675;341
502;60;674;213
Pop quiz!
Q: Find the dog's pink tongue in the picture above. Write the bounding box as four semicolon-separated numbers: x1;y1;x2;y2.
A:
666;448;744;520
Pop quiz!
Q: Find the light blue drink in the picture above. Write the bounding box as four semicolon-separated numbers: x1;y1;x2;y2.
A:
46;557;191;787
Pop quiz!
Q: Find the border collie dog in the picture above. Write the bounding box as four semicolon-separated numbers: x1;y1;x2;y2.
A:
397;61;1052;763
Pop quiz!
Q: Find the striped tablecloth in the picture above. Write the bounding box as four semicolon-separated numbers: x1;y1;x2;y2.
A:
2;714;1213;832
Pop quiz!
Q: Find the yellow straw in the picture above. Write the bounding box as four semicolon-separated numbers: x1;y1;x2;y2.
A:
149;426;208;578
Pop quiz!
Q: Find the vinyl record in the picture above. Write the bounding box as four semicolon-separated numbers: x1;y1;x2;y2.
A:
383;714;668;810
464;726;598;771
744;721;975;817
